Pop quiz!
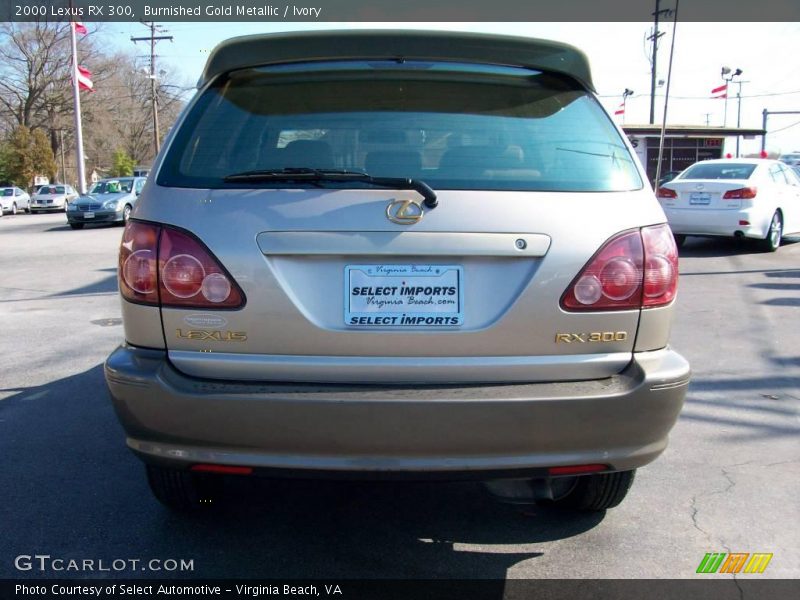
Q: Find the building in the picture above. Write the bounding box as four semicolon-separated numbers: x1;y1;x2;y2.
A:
621;125;766;184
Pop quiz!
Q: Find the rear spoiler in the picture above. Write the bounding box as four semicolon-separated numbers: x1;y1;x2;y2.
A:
199;30;595;91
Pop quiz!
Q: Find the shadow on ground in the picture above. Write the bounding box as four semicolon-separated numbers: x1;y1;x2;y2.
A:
678;235;798;259
0;365;605;580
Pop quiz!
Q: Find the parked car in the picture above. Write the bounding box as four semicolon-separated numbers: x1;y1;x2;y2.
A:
657;158;800;251
0;186;31;215
105;31;690;512
66;177;146;229
31;184;78;213
656;170;683;188
778;152;800;167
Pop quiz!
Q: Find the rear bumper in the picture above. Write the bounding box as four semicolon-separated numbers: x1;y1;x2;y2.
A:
31;205;65;211
664;206;769;239
105;345;690;477
67;210;123;224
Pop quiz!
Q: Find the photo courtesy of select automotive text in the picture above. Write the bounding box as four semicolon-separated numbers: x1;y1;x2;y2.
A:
1;0;798;598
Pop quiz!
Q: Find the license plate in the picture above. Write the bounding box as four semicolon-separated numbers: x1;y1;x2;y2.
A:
84;211;95;218
689;193;711;205
345;264;463;327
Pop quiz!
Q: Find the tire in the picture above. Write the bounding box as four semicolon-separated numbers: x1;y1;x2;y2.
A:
673;234;686;249
122;204;132;223
69;223;84;230
761;211;782;252
24;205;31;214
547;470;636;511
10;202;17;215
146;464;222;511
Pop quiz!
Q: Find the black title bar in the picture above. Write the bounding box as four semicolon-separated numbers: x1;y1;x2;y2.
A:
2;0;800;22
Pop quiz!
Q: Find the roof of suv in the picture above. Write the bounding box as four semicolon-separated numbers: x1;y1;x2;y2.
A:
199;30;595;91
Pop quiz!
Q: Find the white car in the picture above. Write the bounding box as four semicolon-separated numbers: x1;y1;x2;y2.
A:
0;187;31;215
31;184;78;213
779;152;800;167
657;158;800;251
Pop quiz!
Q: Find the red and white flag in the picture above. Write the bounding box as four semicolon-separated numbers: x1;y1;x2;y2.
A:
76;65;94;92
711;83;727;99
614;103;625;116
73;22;88;35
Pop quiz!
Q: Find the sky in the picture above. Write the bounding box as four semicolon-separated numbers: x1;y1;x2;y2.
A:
101;21;800;156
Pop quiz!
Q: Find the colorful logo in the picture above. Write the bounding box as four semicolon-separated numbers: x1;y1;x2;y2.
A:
696;553;773;574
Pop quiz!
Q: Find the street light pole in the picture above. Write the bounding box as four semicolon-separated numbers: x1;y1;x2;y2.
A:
622;88;634;125
720;67;742;128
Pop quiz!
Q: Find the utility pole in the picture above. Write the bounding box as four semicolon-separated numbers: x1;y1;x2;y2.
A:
132;23;173;157
648;0;671;124
58;129;67;184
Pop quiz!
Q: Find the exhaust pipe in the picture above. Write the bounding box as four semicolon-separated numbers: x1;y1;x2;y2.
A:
483;478;553;504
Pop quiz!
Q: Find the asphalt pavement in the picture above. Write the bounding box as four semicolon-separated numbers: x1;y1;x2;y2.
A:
0;212;798;580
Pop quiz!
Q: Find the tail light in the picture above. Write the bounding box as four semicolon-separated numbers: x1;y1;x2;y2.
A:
119;221;245;309
657;187;677;199
722;187;757;199
561;224;678;311
641;225;679;307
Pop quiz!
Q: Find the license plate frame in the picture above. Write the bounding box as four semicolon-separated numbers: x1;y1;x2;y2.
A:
345;264;464;327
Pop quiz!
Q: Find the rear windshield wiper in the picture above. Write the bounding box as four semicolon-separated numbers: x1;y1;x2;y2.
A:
223;168;438;208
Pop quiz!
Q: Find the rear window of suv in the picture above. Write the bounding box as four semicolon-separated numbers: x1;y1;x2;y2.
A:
159;61;642;192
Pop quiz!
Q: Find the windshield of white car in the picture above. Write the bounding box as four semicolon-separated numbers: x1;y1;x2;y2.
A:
91;180;133;194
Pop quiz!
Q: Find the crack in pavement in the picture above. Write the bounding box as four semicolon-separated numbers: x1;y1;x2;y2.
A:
688;467;744;600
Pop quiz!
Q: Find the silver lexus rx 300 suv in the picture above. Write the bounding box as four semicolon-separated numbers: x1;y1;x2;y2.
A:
105;31;690;512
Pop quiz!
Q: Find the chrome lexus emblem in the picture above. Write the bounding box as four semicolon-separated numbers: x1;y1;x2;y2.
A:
386;199;424;225
695;184;705;191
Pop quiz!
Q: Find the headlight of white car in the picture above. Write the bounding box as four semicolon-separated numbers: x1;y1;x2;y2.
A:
103;200;119;210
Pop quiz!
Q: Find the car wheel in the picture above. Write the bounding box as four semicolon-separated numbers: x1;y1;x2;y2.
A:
122;204;132;223
673;234;686;249
146;465;222;511
762;211;782;252
11;202;17;215
545;469;636;511
69;223;84;230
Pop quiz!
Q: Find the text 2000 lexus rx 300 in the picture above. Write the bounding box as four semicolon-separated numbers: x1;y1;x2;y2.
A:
105;31;690;512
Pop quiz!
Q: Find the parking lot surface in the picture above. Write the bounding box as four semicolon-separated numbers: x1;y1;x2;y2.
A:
1;213;798;579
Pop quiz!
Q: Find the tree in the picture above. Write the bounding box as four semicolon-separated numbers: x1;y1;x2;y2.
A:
4;125;56;188
0;23;188;180
110;148;135;176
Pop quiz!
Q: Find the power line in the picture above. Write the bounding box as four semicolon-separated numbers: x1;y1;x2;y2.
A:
597;89;800;99
768;120;800;134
